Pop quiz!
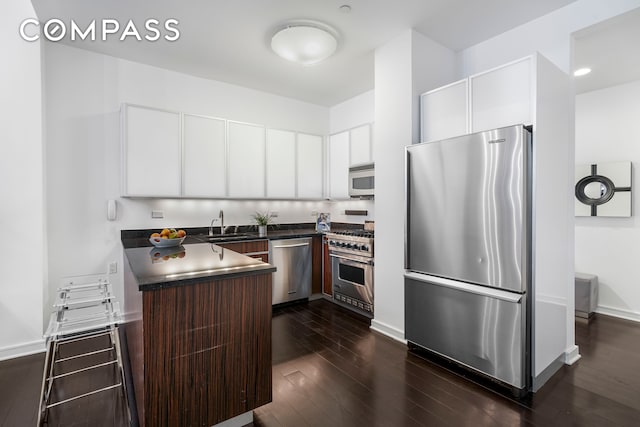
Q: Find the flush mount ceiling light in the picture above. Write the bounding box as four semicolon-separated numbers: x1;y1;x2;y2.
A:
271;21;338;66
574;67;592;77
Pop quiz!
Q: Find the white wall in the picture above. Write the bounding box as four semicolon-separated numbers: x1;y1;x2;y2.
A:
372;30;456;340
0;0;45;360
329;90;374;134
44;43;330;317
575;80;640;322
459;0;640;77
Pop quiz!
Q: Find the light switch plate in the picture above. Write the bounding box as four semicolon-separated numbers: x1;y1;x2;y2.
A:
151;210;164;219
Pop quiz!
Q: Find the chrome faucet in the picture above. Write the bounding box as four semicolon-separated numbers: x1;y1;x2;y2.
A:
208;210;224;236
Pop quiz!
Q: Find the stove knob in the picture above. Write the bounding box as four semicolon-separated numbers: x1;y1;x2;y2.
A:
346;243;354;249
360;245;368;251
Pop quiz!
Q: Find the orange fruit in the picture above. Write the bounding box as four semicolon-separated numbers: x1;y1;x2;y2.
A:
160;228;170;237
150;232;161;238
177;230;186;238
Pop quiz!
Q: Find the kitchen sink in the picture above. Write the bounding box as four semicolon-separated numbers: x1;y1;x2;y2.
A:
198;233;257;242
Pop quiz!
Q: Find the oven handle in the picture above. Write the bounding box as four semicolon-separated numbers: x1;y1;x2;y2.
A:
330;253;374;266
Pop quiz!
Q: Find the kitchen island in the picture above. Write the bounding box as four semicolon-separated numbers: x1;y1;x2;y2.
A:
122;240;276;427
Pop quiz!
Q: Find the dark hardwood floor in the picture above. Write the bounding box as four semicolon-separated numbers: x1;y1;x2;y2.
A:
255;300;640;427
1;299;639;426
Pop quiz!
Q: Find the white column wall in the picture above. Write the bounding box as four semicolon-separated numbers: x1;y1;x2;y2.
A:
372;30;456;340
0;0;45;360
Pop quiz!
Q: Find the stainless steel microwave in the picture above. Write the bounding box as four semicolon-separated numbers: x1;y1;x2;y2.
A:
348;163;374;198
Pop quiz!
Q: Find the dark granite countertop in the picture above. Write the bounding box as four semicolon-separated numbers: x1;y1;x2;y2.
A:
124;242;276;291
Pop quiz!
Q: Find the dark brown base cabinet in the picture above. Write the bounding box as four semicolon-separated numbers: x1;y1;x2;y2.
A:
124;272;272;427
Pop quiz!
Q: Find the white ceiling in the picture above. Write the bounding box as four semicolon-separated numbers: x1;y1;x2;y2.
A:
573;7;640;94
31;0;577;106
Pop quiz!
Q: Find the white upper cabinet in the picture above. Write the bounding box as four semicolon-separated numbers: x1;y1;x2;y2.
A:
228;121;266;198
122;104;328;200
470;56;532;133
349;124;372;165
183;114;226;198
123;105;181;197
266;128;296;198
420;79;468;143
419;56;534;142
297;133;324;199
328;131;350;199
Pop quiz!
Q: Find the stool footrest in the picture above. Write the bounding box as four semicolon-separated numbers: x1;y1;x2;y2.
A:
46;382;123;409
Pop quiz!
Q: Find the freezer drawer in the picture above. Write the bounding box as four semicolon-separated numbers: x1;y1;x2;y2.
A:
270;238;312;305
405;272;528;389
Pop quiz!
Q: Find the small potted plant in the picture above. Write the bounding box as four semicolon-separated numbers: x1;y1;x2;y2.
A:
251;211;273;237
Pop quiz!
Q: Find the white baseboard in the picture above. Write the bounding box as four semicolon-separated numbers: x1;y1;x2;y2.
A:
596;305;640;323
564;344;581;365
370;319;406;344
0;339;45;361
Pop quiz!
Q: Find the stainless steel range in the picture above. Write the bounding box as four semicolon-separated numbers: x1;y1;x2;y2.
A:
326;230;374;318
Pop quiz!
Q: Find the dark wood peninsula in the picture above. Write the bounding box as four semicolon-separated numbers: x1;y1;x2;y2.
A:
122;241;275;427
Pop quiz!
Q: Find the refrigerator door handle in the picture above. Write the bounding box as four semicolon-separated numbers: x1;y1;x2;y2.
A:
404;272;523;303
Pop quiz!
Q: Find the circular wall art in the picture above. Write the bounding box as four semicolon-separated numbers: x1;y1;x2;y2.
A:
574;161;632;217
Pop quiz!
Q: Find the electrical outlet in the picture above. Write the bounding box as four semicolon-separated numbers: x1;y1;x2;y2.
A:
108;262;117;274
151;210;164;219
271;211;279;217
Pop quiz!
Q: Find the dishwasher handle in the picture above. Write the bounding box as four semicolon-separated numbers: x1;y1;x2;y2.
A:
272;243;310;249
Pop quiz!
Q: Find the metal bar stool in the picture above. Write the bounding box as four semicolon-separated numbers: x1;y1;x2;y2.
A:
37;276;129;426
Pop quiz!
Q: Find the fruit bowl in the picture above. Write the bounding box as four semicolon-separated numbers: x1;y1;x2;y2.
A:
149;228;187;247
149;236;186;247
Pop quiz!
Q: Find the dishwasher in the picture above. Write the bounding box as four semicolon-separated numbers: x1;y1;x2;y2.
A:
269;237;312;305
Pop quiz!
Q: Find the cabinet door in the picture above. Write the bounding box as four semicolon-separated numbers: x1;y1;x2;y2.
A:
123;105;181;197
471;57;532;133
266;129;296;198
297;133;324;198
328;131;350;199
228;121;265;198
183;114;226;197
420;79;468;143
349;124;372;165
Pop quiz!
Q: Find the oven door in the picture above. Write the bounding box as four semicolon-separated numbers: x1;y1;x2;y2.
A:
330;252;374;311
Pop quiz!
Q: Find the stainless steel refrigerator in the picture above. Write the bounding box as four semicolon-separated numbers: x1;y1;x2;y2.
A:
404;124;532;392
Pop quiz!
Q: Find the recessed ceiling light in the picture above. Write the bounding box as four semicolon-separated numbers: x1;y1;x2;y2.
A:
271;21;338;66
339;5;352;13
574;67;592;77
